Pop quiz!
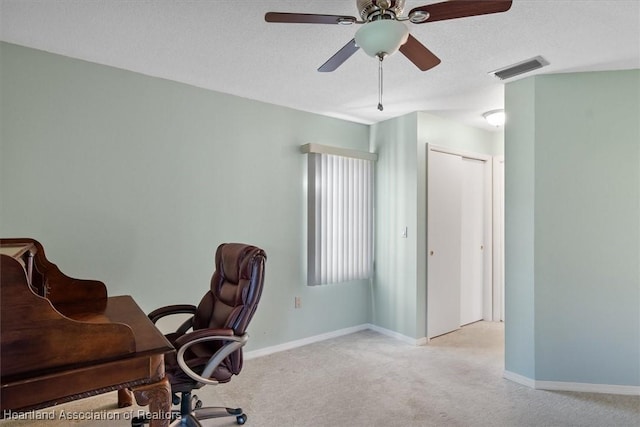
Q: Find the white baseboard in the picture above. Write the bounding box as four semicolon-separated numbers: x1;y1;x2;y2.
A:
503;370;536;388
365;323;427;346
245;323;426;360
244;324;369;360
535;380;640;396
504;370;640;396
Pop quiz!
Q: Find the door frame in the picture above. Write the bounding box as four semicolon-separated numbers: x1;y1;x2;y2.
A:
492;156;505;321
426;144;496;338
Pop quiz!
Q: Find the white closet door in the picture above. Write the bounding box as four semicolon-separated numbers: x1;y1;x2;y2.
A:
460;158;485;325
427;150;462;338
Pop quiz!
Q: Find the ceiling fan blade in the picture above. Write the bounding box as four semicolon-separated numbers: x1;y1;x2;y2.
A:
318;39;360;72
265;12;357;25
399;35;441;71
410;0;512;23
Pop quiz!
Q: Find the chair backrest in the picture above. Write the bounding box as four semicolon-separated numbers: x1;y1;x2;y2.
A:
194;242;265;330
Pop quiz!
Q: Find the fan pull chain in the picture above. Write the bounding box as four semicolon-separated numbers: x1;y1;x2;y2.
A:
377;55;384;111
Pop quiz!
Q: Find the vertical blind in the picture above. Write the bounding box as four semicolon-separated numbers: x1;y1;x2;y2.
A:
308;152;374;286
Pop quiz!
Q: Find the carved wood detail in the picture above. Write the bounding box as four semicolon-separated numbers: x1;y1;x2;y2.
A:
132;376;171;427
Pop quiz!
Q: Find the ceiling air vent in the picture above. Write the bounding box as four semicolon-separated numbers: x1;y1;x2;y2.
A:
489;56;549;80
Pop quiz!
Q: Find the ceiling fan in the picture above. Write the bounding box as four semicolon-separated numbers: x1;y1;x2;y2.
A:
265;0;513;110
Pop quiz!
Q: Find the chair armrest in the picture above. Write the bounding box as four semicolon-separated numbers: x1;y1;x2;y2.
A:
173;327;234;347
148;304;197;323
176;332;249;386
148;304;198;336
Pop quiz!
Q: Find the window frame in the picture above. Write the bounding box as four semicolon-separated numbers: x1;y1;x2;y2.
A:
302;143;377;286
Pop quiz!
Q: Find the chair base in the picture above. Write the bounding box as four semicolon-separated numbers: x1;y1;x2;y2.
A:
131;392;246;426
170;407;246;426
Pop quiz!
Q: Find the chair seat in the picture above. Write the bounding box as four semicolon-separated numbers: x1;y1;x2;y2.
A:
164;331;235;392
164;349;234;392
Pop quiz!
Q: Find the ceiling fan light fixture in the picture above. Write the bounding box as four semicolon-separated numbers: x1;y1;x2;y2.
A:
354;19;409;57
483;109;506;127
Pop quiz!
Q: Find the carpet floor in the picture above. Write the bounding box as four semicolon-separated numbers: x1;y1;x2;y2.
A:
1;322;638;426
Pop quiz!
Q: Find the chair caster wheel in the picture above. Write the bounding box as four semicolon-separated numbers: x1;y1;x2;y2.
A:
191;394;202;409
236;414;247;425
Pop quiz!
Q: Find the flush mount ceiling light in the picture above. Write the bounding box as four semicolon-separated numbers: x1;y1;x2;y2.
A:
483;109;506;127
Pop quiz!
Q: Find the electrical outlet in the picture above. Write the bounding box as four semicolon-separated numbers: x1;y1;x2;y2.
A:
294;296;301;309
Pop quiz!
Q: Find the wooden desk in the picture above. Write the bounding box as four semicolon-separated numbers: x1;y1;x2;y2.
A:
1;239;175;427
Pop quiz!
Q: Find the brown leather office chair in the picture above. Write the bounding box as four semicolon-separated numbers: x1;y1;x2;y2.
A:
128;243;266;426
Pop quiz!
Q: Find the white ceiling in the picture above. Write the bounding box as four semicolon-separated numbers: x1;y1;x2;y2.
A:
1;0;639;132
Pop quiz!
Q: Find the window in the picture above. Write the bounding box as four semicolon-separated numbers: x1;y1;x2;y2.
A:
303;144;376;286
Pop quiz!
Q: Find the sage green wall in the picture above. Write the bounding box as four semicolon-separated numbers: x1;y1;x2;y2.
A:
504;78;537;379
369;113;419;338
505;70;640;386
369;112;502;339
0;42;372;351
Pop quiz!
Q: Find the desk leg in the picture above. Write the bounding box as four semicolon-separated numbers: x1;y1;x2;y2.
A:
118;388;134;407
132;376;171;427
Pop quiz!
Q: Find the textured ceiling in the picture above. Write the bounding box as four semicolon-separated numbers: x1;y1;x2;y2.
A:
1;0;639;132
